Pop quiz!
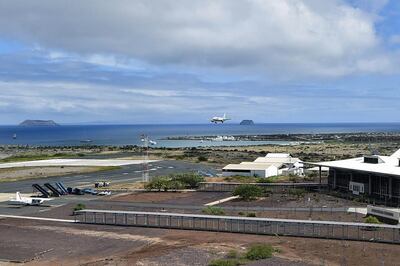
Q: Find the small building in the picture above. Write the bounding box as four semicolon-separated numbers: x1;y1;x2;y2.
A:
312;149;400;206
222;153;303;178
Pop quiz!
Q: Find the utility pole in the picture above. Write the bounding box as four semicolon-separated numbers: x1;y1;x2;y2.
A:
141;134;149;182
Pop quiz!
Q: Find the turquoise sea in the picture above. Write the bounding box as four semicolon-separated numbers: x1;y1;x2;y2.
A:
0;123;399;147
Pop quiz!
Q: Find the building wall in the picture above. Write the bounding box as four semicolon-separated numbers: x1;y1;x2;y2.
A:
328;167;400;206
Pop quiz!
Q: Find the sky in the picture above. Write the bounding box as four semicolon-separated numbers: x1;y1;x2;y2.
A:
0;0;399;124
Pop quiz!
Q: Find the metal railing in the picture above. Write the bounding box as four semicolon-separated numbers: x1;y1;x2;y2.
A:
198;182;327;192
75;209;400;244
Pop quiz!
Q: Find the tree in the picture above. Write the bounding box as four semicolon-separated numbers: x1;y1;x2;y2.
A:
232;184;263;201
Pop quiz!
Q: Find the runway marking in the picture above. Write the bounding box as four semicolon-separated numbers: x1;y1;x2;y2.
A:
0;214;75;223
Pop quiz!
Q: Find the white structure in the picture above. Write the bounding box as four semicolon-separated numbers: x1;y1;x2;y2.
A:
222;153;303;178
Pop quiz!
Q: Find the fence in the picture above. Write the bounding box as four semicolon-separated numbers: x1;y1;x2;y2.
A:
75;209;400;244
198;182;327;192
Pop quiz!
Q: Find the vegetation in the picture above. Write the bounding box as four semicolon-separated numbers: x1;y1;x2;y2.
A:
197;155;208;162
0;152;89;163
244;244;276;260
238;212;256;217
287;188;307;198
202;206;225;215
208;258;241;266
364;215;381;224
144;172;205;191
232;184;263;201
208;244;279;266
73;203;86;212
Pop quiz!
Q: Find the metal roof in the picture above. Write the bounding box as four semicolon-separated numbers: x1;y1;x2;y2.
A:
310;153;400;177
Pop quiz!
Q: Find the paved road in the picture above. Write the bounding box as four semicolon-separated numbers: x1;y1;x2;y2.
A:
0;160;218;193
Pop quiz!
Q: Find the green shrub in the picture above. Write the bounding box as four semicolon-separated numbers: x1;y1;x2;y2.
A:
233;184;263;201
208;258;241;266
246;212;256;217
145;172;205;191
198;155;208;162
174;172;205;188
202;206;225;215
73;203;86;212
288;188;306;198
245;244;275;260
365;215;381;224
226;250;239;259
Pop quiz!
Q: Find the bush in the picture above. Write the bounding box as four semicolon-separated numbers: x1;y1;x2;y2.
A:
73;203;86;212
246;212;256;217
174;172;205;188
198;155;208;162
288;188;306;198
202;206;225;215
245;244;275;260
208;258;241;266
365;215;381;224
233;184;263;201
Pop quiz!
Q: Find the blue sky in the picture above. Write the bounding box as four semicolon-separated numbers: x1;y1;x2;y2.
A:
0;0;399;124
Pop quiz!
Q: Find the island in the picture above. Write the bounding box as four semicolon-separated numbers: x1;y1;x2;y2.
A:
19;120;60;127
239;120;254;125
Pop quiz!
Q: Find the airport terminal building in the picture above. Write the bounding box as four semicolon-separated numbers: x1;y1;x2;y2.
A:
314;149;400;206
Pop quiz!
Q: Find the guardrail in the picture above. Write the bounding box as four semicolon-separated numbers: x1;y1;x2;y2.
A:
198;182;327;192
75;209;400;244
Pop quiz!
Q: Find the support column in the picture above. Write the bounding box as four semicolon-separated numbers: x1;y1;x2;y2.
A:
368;174;372;195
333;169;337;189
319;166;322;184
389;177;393;199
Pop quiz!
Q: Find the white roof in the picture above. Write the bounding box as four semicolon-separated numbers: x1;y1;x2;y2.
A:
265;153;290;158
312;150;400;177
223;163;277;171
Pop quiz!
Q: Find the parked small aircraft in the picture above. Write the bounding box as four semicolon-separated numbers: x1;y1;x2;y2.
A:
9;192;52;206
210;113;230;123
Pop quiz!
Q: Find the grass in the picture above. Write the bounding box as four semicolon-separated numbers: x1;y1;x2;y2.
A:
0;153;85;163
208;244;279;266
202;206;225;215
0;165;122;183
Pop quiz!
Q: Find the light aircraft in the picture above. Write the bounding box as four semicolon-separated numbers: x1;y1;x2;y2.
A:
9;192;52;206
210;113;230;124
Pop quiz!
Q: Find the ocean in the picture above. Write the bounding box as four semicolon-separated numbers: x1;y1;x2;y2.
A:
0;123;400;147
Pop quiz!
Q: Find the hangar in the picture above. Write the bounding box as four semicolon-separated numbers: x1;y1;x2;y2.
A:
222;153;303;178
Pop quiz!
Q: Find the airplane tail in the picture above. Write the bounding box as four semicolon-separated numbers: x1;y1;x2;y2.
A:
16;192;22;201
223;113;226;119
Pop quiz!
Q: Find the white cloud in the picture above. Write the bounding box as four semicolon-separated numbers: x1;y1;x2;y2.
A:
0;0;391;78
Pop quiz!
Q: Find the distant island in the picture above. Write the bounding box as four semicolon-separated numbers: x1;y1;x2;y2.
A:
239;120;254;125
19;120;60;127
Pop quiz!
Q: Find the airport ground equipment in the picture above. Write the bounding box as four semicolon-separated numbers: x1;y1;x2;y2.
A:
55;183;67;195
94;181;110;188
32;184;50;198
72;188;84;195
57;182;69;194
44;183;61;197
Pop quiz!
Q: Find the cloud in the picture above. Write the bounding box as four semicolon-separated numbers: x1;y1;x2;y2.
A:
0;0;392;78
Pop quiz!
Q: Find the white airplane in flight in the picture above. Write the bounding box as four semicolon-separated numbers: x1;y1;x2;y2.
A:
210;113;231;123
9;192;52;206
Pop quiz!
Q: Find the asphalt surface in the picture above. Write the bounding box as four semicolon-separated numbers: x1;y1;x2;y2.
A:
0;160;218;216
0;160;218;193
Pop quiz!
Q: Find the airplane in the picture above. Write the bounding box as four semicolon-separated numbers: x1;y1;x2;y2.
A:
9;192;53;206
210;113;231;123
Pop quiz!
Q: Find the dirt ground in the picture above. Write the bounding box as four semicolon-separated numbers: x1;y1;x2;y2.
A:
0;217;399;266
221;192;366;208
0;166;118;182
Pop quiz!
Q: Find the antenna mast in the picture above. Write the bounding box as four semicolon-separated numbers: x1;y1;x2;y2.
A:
141;134;149;182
